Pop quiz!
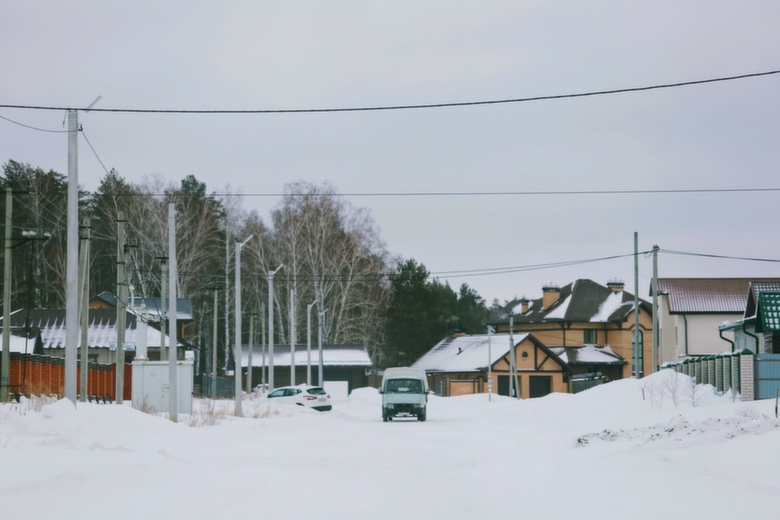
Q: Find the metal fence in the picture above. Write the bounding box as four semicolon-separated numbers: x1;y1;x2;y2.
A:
571;373;606;394
662;349;755;399
194;374;235;399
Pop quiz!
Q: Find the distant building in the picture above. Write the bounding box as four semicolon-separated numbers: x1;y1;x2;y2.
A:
656;278;780;361
488;279;653;377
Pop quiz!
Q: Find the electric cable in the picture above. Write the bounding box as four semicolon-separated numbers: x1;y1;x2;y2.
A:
1;69;777;114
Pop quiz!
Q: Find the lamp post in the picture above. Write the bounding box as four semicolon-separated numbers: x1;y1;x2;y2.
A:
318;308;328;386
234;234;253;417
290;289;296;386
306;301;316;385
267;264;283;392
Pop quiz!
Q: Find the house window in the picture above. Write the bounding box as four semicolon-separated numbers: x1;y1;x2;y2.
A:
583;330;598;345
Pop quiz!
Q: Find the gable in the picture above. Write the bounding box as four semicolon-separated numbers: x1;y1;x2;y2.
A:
756;292;780;333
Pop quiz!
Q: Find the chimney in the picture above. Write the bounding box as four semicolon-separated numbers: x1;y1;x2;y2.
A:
519;297;530;314
542;284;560;311
607;279;625;292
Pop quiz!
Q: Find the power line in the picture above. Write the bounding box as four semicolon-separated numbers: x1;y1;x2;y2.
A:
103;186;780;198
660;249;780;264
80;130;111;175
0;114;72;133
1;69;778;115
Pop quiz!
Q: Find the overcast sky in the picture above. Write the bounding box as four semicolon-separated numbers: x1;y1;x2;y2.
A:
2;2;779;306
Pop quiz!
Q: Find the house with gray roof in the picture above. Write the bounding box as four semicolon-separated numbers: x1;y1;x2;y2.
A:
235;344;373;394
656;278;780;362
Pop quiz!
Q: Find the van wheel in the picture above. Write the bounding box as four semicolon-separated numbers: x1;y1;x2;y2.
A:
382;408;388;422
418;409;426;422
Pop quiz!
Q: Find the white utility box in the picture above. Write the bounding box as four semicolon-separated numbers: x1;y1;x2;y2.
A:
131;360;194;415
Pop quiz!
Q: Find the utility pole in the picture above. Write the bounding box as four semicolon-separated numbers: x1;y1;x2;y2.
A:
268;265;283;392
318;309;328;387
652;244;659;371
290;289;296;386
234;234;253;417
247;313;254;394
1;187;12;402
168;203;178;422
316;280;325;386
79;219;91;402
159;255;167;361
634;232;640;378
307;301;315;386
224;234;230;389
509;313;519;398
64;110;79;405
487;325;494;402
212;288;218;398
115;213;126;404
260;302;266;392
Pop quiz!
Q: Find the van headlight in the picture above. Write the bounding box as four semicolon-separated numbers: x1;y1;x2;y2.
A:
386;404;395;409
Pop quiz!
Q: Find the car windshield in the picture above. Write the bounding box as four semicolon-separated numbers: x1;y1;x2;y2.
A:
268;389;286;398
385;378;423;393
307;387;327;395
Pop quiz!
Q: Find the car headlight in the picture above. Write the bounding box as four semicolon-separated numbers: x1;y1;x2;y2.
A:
386;404;394;409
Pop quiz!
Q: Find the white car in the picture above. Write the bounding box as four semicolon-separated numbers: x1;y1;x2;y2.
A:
265;384;332;412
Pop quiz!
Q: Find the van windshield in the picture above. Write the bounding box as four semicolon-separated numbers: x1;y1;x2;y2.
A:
385;378;424;394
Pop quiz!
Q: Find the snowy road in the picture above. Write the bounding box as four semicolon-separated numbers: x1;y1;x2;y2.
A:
2;372;780;519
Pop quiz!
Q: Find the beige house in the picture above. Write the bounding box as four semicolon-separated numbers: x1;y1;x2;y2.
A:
656;278;780;362
488;279;653;378
412;333;572;398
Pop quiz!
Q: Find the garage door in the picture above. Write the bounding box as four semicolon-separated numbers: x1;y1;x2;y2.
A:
529;375;551;398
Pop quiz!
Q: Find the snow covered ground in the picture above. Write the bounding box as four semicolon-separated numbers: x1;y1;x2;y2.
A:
2;370;780;519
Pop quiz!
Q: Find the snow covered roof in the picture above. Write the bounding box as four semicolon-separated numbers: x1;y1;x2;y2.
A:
2;308;185;349
239;344;372;368
4;331;41;354
411;333;529;372
549;345;626;366
92;291;193;321
493;279;648;325
656;278;780;314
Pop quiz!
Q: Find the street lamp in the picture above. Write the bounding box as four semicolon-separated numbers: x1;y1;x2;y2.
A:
306;301;316;385
268;264;283;392
318;308;328;386
234;234;253;417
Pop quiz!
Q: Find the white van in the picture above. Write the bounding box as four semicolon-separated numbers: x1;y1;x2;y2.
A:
379;367;430;422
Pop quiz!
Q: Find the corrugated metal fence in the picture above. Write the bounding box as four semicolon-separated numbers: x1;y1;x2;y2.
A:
1;352;131;402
